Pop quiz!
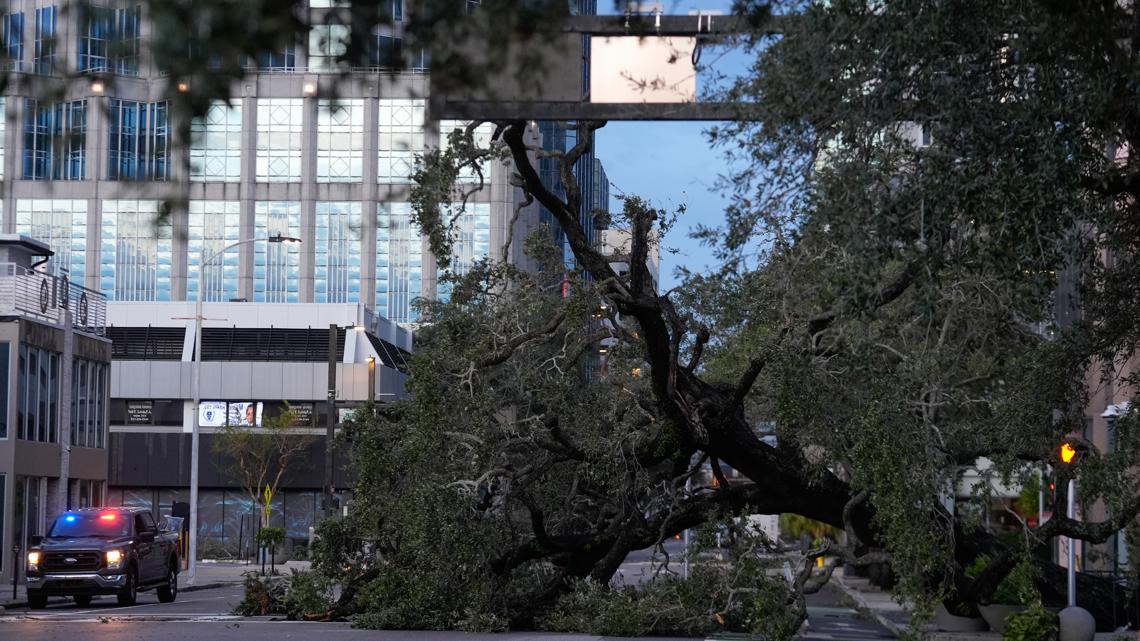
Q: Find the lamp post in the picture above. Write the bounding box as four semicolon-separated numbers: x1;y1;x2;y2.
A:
187;234;301;585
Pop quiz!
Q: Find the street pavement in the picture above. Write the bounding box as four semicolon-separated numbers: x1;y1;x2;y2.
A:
0;581;896;641
0;550;899;641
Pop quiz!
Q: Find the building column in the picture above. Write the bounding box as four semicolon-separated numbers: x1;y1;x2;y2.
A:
361;91;379;308
240;95;258;301
300;95;318;303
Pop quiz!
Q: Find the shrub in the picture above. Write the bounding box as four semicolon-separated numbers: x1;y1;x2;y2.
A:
234;572;288;616
1003;602;1058;641
966;555;1038;605
234;569;333;619
282;569;333;621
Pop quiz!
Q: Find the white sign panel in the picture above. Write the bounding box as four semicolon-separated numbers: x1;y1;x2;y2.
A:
228;401;264;427
199;401;228;427
590;37;698;104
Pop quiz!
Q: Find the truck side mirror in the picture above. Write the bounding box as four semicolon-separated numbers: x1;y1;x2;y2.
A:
29;535;43;546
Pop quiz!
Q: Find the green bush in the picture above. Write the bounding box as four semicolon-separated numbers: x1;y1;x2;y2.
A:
1002;602;1057;641
282;569;333;621
966;555;1038;605
233;569;333;619
234;572;288;616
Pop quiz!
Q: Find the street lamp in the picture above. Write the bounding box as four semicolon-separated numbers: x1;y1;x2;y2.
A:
187;233;301;585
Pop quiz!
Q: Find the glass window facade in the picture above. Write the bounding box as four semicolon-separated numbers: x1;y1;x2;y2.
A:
308;24;348;71
16;200;87;282
3;11;24;71
376;202;422;323
440;120;493;184
438;202;491;302
378;99;424;183
317;99;363;182
78;4;139;75
108;100;169;181
315;202;361;303
188;201;241;302
17;345;60;443
190;100;242;182
33;5;55;74
254;202;301;302
256;99;302;182
101;200;172;301
71;358;107;449
23;99;87;180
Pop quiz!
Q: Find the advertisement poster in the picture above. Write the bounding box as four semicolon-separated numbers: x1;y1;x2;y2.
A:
126;401;153;425
227;401;264;427
199;401;228;427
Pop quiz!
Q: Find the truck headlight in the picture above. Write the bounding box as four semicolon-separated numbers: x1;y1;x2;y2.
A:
105;549;123;569
26;551;41;570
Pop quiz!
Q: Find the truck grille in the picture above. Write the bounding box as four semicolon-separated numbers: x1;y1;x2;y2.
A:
43;551;101;571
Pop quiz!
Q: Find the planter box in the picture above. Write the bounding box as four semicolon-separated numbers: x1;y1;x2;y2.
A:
979;604;1028;633
934;604;989;632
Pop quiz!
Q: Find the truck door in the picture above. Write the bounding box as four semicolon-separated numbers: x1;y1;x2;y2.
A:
134;513;158;582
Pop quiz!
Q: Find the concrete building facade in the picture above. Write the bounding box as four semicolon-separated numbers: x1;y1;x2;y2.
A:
0;235;111;585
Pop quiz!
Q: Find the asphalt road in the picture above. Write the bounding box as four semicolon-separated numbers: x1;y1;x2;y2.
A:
0;582;895;641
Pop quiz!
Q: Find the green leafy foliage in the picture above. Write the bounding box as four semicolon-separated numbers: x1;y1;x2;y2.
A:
1002;603;1058;641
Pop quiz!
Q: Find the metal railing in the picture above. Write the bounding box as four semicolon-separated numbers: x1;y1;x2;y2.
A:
0;263;107;335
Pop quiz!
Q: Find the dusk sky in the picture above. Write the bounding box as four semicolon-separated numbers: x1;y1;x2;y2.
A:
595;0;748;291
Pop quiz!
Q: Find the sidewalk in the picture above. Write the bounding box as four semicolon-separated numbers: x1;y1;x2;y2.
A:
0;560;310;611
831;566;912;635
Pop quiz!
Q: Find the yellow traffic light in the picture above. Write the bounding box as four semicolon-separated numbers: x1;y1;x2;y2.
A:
1060;442;1077;464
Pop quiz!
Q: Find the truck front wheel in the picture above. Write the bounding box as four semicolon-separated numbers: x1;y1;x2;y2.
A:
117;569;137;606
157;564;177;603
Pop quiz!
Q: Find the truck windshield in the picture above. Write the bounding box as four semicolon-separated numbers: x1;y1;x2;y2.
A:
47;513;130;538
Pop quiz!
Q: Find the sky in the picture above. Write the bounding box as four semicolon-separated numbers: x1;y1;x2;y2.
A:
594;0;749;291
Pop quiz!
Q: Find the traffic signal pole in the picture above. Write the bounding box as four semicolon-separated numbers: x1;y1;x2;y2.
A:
1066;477;1076;607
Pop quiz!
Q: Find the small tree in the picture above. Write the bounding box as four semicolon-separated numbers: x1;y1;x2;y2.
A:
214;405;316;528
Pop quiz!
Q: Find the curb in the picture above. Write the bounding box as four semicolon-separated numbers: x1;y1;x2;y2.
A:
0;579;240;611
832;574;906;637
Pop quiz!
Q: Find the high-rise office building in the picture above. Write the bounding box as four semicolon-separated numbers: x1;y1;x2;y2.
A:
0;0;545;563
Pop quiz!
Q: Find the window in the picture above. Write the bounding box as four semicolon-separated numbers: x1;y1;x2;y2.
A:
0;343;8;439
256;99;303;182
254;202;301;302
2;11;24;71
316;202;361;303
438;203;490;302
71;359;107;448
369;34;401;68
108;100;169;181
23;99;87;180
378;99;425;183
257;48;295;72
17;344;59;443
188;201;241;302
439;120;493;184
0;97;5;181
376;202;422;323
16;200;87;282
0;474;5;572
317;99;363;182
308;24;348;71
77;4;139;75
190;101;242;182
34;5;55;74
100;200;173;301
310;0;351;6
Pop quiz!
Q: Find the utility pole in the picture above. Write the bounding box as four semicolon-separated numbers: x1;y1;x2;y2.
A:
56;275;74;517
324;324;338;518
